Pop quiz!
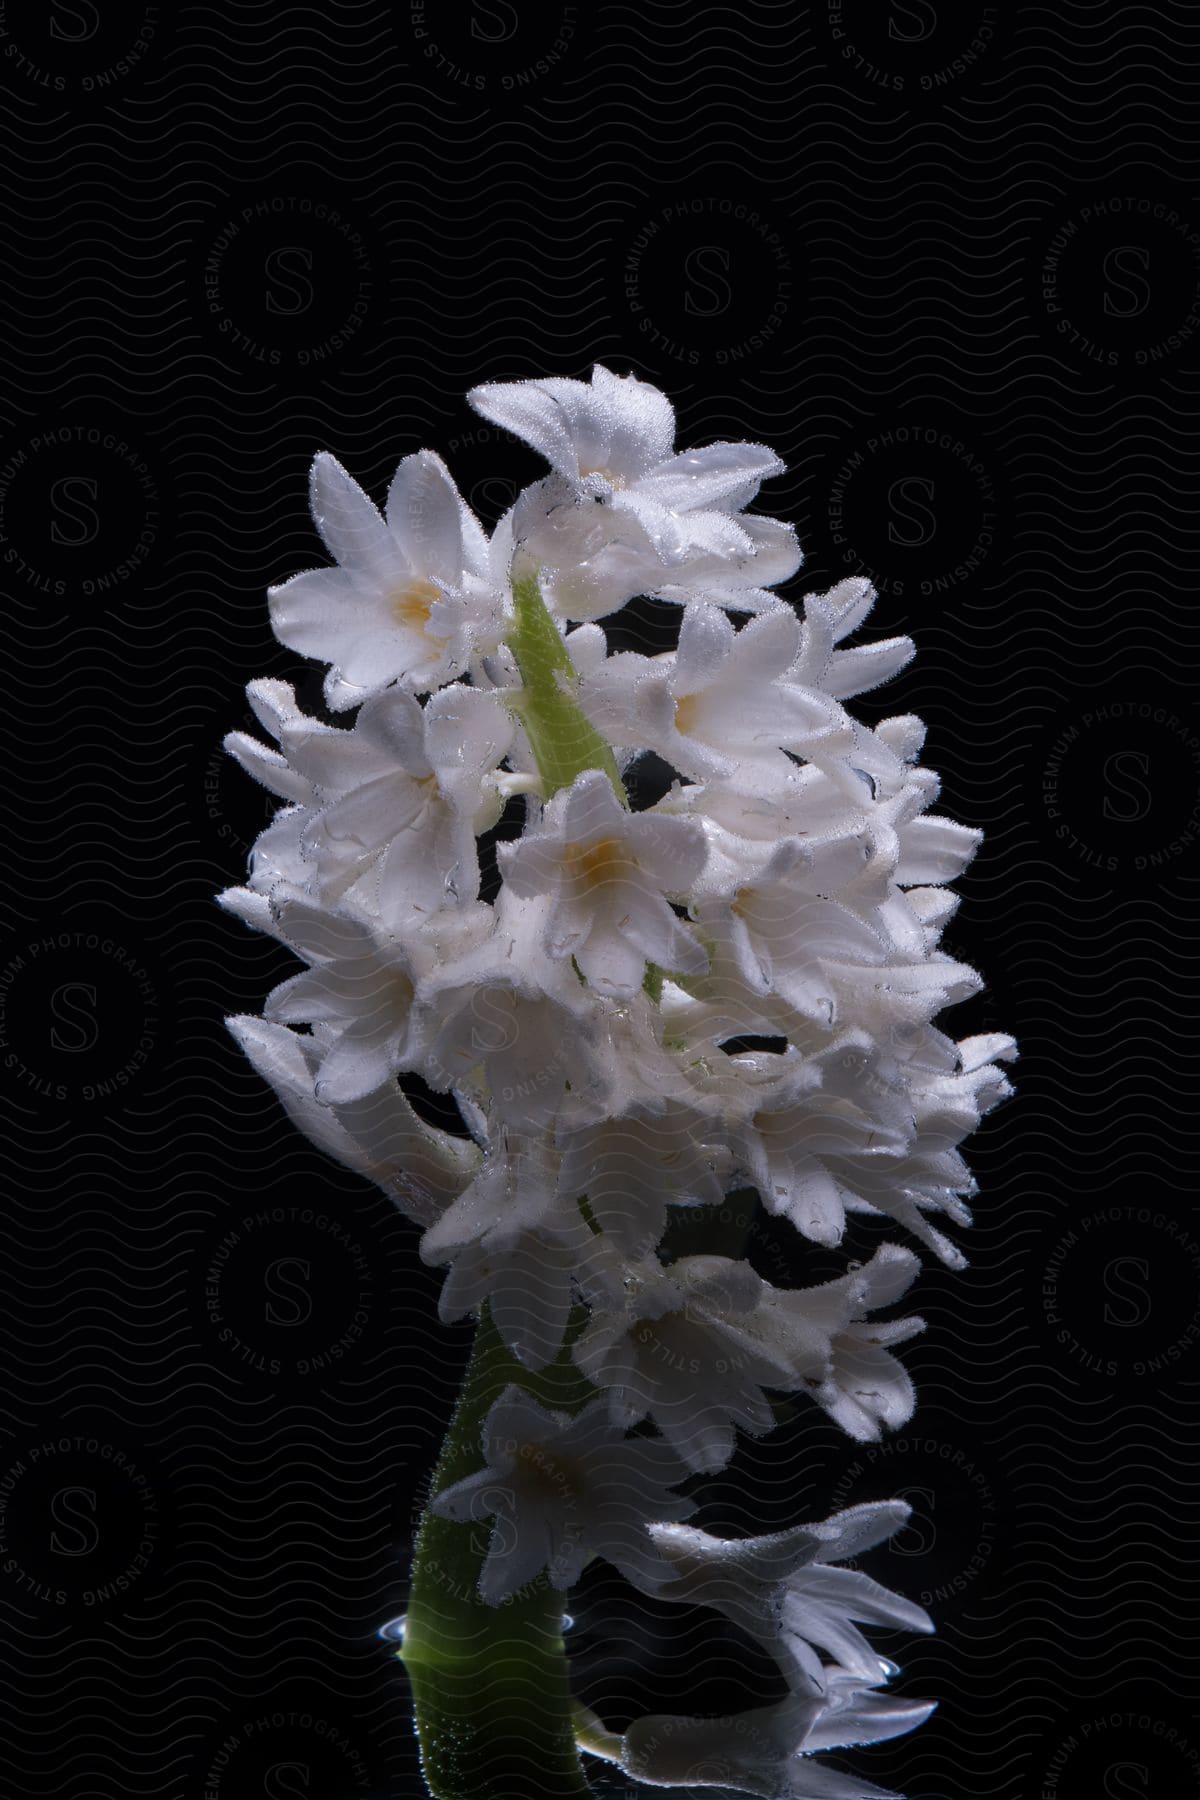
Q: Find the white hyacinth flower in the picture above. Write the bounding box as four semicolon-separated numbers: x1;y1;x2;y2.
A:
552;1096;728;1257
741;1243;924;1442
259;902;427;1106
619;1671;934;1797
496;768;709;999
268;450;500;710
575;605;848;786
226;1013;479;1229
644;1500;933;1681
227;678;514;923
469;363;802;620
221;371;1014;1800
431;1384;696;1604
418;1134;598;1371
572;1253;796;1473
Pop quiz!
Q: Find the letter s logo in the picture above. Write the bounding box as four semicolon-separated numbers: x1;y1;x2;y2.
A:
1101;750;1152;822
50;983;99;1053
467;985;520;1056
50;1486;100;1556
887;476;937;547
889;0;938;43
889;1484;937;1556
470;476;518;520
1102;246;1152;318
264;1763;312;1798
264;1257;313;1326
471;0;519;42
683;246;733;318
50;0;101;41
1104;1762;1149;1798
264;247;315;316
1102;1256;1151;1329
49;476;101;547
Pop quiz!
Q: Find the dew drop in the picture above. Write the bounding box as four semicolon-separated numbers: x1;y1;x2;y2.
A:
378;1614;407;1645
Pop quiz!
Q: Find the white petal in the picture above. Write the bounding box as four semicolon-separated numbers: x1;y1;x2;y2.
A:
727;605;803;682
468;378;586;481
823;637;915;700
812;576;878;642
610;490;689;563
424;683;514;791
802;1689;937;1754
385;449;465;587
308;452;395;581
674;603;735;690
562;768;625;841
895;816;982;884
616;884;708;978
638;440;785;512
958;1032;1018;1071
268;565;368;664
591;363;676;475
575;923;648;999
496;834;566;898
352;687;431;775
623;809;708;892
314;1018;408;1105
224;730;313;805
245;678;302;741
854;1243;921;1310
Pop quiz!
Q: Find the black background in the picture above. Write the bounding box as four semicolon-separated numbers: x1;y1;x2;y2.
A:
2;4;1199;1797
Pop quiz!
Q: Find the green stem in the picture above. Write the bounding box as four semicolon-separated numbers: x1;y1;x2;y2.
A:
399;1303;599;1799
505;573;627;803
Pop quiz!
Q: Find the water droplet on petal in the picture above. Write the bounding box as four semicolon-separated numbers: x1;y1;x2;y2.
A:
378;1615;407;1644
562;1612;575;1632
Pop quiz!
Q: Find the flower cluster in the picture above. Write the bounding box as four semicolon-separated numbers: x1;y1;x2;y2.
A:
222;365;1014;1795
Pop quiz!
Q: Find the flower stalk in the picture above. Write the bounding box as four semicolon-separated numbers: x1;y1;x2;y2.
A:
399;1302;597;1800
504;570;627;802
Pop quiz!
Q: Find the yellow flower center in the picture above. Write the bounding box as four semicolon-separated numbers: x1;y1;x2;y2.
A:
578;464;626;490
391;576;441;631
565;836;627;888
674;693;700;735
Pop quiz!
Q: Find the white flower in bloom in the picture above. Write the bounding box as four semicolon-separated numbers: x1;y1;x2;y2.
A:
419;1135;598;1371
753;1245;925;1442
573;1254;796;1472
417;889;600;1134
469;364;802;620
553;1098;727;1257
497;769;709;998
227;679;513;923
574;606;847;786
789;577;917;704
261;904;424;1105
644;1501;932;1681
242;899;491;1108
268;450;499;709
431;1385;696;1604
226;1013;478;1228
224;678;320;807
619;1672;933;1797
726;1039;915;1248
